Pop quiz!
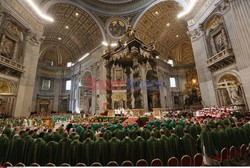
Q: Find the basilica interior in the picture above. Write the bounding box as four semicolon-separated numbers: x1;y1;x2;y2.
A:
1;0;249;117
1;0;250;167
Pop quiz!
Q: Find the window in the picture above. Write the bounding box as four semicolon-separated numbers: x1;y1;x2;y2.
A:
170;77;176;88
66;80;71;90
67;62;72;67
167;59;174;67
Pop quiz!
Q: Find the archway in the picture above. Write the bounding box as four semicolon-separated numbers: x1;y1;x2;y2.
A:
216;73;246;107
0;79;16;116
79;71;93;114
38;99;51;113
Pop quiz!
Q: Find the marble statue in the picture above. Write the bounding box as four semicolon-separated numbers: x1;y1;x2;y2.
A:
229;85;244;105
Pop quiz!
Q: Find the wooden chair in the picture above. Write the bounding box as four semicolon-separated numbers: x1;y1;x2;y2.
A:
151;158;163;166
240;144;248;157
213;148;228;164
76;163;86;166
193;153;203;166
181;155;192;166
30;163;40;167
91;162;102;166
15;163;25;167
229;146;237;159
121;160;133;166
167;157;178;166
61;163;71;166
3;162;13;167
136;159;148;166
107;161;118;166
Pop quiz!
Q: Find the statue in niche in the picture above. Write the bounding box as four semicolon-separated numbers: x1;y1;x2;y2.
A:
1;37;14;59
229;85;244;105
215;32;225;52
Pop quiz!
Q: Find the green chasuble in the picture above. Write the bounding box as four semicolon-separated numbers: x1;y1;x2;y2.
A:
175;125;184;138
168;134;182;159
159;135;171;163
141;128;150;140
5;135;24;165
200;129;216;157
27;138;46;166
182;133;197;158
81;138;94;166
210;129;221;152
3;127;11;138
146;136;161;164
189;124;198;140
243;124;250;142
21;135;34;165
76;126;83;135
45;141;58;164
120;137;134;164
52;132;62;142
80;129;96;142
57;137;72;165
93;137;108;165
108;137;121;164
113;128;124;141
134;136;146;162
0;134;10;165
103;130;112;141
68;139;81;166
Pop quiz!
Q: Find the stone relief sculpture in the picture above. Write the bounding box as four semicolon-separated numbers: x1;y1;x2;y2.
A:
2;37;14;59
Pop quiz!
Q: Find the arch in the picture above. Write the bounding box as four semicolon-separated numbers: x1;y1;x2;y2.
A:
133;0;189;28
40;0;107;41
216;70;242;85
80;70;93;87
0;79;17;95
203;12;225;32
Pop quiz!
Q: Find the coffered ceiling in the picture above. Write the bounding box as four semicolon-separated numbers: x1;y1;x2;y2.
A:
41;3;103;62
135;1;193;62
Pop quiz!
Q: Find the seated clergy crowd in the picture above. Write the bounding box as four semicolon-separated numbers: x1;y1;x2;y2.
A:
0;112;250;166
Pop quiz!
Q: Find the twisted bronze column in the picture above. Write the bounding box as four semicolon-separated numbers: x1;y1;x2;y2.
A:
105;61;113;110
125;67;132;109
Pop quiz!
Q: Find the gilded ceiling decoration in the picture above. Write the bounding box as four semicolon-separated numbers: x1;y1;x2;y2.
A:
40;46;72;68
135;1;191;62
76;0;153;15
41;3;103;61
170;42;195;66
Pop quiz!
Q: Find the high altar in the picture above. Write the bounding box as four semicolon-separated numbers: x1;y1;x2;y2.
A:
101;25;166;116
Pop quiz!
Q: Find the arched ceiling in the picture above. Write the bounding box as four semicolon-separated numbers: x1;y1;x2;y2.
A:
76;0;153;15
41;3;103;62
40;46;73;68
135;1;193;63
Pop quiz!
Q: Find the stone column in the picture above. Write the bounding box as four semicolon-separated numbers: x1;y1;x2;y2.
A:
188;28;218;106
223;0;250;109
91;65;97;114
14;32;43;117
149;59;161;108
125;67;132;109
105;61;112;110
